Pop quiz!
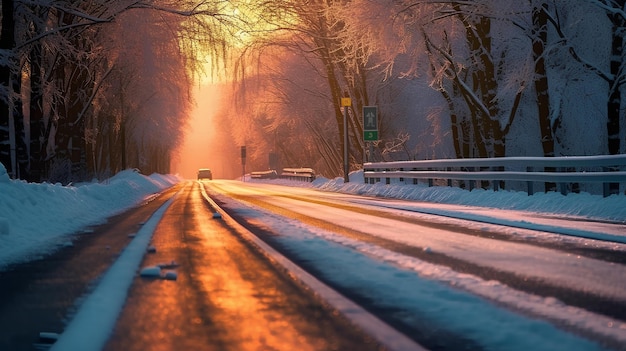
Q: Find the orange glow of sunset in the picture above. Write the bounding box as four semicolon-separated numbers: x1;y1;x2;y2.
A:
172;82;232;180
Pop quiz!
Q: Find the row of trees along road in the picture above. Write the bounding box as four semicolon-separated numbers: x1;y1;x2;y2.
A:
1;1;625;194
220;0;625;194
0;0;236;183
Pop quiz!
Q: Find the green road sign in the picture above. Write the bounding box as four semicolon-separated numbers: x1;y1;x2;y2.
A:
363;106;378;141
364;130;378;141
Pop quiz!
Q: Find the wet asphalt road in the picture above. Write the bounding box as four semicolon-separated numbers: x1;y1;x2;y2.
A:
0;181;384;351
103;181;382;351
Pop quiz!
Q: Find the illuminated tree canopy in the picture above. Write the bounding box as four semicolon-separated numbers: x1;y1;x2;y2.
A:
1;0;624;189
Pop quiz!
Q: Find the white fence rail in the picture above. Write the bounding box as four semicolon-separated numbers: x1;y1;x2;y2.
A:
363;154;626;196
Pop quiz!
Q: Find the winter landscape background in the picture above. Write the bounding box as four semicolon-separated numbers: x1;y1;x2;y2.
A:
2;160;625;271
0;1;625;186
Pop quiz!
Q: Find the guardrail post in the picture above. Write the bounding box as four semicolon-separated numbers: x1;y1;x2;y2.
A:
386;169;390;185
559;167;567;195
527;166;534;195
413;168;418;184
603;167;610;197
492;166;499;191
428;168;433;187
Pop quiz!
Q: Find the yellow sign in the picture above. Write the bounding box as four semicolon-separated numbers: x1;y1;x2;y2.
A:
341;97;351;107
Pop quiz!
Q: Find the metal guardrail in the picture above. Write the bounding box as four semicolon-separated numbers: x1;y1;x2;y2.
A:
280;168;316;182
363;155;626;196
250;168;316;182
250;170;278;179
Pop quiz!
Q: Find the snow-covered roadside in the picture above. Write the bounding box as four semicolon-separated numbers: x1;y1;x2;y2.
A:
2;164;624;272
209;190;619;351
0;163;179;270
247;170;626;223
1;163;624;350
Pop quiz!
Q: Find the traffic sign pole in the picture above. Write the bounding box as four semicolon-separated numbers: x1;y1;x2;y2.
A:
341;95;351;183
241;146;246;181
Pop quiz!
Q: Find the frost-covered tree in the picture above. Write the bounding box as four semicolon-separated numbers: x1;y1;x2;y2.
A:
232;0;415;177
226;44;347;176
588;0;626;194
341;1;620;157
0;0;28;179
1;0;237;182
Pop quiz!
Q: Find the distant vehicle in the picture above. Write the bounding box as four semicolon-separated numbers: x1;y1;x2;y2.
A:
197;168;213;180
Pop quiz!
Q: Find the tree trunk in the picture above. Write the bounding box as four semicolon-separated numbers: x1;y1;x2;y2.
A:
533;3;557;192
0;0;15;175
28;44;47;182
607;1;625;195
454;6;501;159
27;5;50;182
50;9;94;183
11;64;28;179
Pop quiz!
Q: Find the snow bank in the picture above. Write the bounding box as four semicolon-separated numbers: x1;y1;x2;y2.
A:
309;171;626;222
0;168;179;269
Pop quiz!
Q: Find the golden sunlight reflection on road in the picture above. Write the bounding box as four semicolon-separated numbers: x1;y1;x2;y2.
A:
104;181;381;351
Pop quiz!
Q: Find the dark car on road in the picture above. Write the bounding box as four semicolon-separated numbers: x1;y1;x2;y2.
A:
197;168;213;180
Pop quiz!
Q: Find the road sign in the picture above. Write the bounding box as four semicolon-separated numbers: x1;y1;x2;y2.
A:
363;106;378;141
364;131;378;141
341;97;352;107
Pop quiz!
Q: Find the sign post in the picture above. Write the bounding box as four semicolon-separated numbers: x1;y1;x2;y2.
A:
363;106;378;163
241;146;247;181
341;94;351;183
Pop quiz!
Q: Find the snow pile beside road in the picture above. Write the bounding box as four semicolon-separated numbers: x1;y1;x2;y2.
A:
0;162;9;183
310;171;626;222
0;166;179;269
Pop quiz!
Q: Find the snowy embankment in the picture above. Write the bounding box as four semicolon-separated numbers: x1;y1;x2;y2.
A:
1;164;625;350
2;161;625;271
309;171;626;222
0;163;179;270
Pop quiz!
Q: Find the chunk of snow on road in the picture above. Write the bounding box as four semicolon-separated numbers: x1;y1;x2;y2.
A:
162;271;178;281
156;260;179;269
139;266;161;277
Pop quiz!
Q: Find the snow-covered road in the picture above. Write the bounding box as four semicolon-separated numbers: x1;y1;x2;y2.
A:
2;167;625;351
206;180;626;351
